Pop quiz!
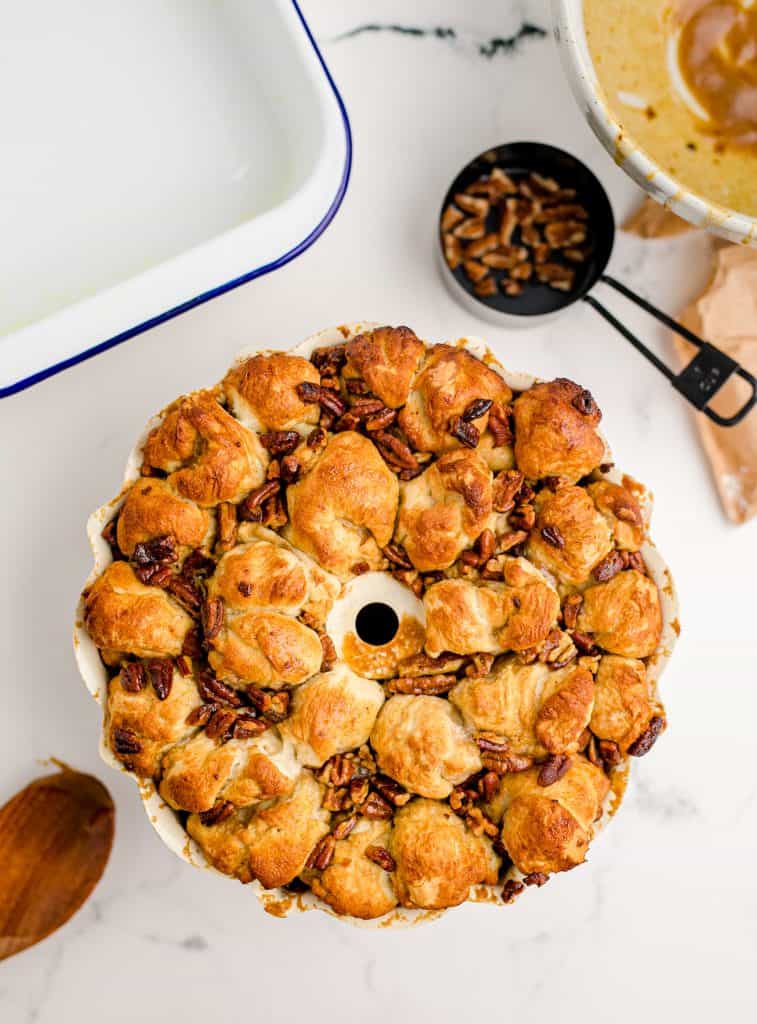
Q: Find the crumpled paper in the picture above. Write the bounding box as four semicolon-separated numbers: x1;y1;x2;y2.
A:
622;197;695;238
674;245;757;524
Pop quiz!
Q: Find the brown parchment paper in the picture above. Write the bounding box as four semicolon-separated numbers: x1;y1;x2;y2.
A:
674;246;757;524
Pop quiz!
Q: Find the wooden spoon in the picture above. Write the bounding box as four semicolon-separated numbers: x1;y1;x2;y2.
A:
0;764;114;960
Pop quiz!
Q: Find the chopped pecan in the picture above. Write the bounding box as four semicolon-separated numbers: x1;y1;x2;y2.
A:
387;674;457;696
441;204;465;232
455;192;489;217
199;801;235;827
537;754;572;787
280;455;300;483
186;703;218;727
463;398;493;422
332;815;359;841
492;470;524;513
297;381;347;418
135;562;173;586
459;549;481;568
392;568;424;597
306;426;327;450
216;502;238;553
545;220;587;248
536;262;575;291
197;671;243;708
120;662;147;693
181;550;216;580
262;494;287;529
502;879;525;904
488;403;514;447
465;652;495;676
365;845;396;872
478;771;500;802
481;245;528;270
361;792;393;820
373;431;419;471
306;834;336;871
148;658;173;701
201;597;224;640
174;654;192;677
465;806;499;838
181;627;203;658
598;739;623;767
592;550;626;582
570;630;596;655
320;633;337;672
627;716;666;757
626;551;647;574
477;733;510;755
509;503;536;532
349;777;370;806
502;280;523;297
476;529;495;564
239;481;280;522
541;524;565;549
523;872;549;887
310;344;346;374
534;203;588;223
564;247;588;263
232;712;268;739
396;651;465;677
572;388;599;417
334;410;361;432
351;561;370;575
466;233;499;260
453;217;486;240
246;686;290;723
562;594;583;630
449;415;480;448
463;260;489;285
383;543;413;570
365;408;397;432
372;775;411;807
474;278;498;299
510;261;533;281
133;535;177;567
443;234;463;270
259;430;299;455
113;728;141;756
165;574;203;614
205;708;237;742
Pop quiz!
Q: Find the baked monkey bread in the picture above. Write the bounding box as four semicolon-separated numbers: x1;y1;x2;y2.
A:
79;324;675;923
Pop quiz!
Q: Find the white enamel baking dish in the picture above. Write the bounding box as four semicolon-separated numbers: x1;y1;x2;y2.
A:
74;324;679;926
0;1;351;398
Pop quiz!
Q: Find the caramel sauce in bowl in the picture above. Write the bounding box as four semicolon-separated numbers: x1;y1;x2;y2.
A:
554;0;757;242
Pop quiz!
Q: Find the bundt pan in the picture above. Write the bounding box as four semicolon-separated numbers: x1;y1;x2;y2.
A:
73;323;679;927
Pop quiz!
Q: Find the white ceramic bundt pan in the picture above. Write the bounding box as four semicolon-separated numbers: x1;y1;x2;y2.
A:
73;323;679;927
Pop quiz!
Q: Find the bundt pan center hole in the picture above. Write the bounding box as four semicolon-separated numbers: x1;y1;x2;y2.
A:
355;602;399;646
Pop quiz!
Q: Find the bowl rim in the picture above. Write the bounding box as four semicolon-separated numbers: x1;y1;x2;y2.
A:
72;323;680;927
551;0;757;246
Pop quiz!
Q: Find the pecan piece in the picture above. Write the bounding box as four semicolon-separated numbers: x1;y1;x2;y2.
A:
562;594;583;630
120;662;147;693
502;879;525;904
372;775;411;807
627;716;666;757
541;524;565;549
365;407;397;432
492;469;524;513
310;344;346;374
349;777;370;806
449;415;480;448
186;703;218;727
320;632;337;672
232;712;268;739
373;431;419;471
386;674;458;696
478;771;500;802
147;658;173;701
201;597;224;640
239;481;280;522
135;562;173;586
205;707;237;742
536;262;575;291
383;543;413;570
165;575;203;614
396;651;466;676
246;687;290;723
197;671;243;708
453;218;486;240
297;381;347;417
509;503;536;532
113;728;141;756
259;430;299;455
133;534;177;567
465;652;495;676
199;801;235;827
570;630;596;655
477;733;510;755
463;398;493;423
537;754;572;787
523;872;549;887
332;815;359;841
626;551;647;574
487;403;513;447
441;204;464;232
545;220;587;248
443;234;463;270
592;550;626;583
365;845;396;872
455;192;489;217
280;455;300;483
598;739;623;767
306;834;336;871
307;426;327;450
217;502;238;553
361;792;393;820
572;388;599;417
174;654;192;677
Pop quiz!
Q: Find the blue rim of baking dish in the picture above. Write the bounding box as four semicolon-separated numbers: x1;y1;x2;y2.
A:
1;0;352;400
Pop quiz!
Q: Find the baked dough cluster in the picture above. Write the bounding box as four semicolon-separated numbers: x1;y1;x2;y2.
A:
81;325;669;921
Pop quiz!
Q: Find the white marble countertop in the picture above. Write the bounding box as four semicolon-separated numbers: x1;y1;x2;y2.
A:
1;1;755;1020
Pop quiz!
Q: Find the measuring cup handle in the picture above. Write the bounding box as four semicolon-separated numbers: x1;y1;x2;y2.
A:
583;274;757;427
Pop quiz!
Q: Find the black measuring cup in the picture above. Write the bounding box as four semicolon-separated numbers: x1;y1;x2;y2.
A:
439;142;756;427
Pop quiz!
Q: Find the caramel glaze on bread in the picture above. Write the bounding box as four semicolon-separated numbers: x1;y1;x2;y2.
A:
82;327;669;919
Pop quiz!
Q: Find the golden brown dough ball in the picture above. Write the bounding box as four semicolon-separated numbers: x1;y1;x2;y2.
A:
208;534;339;623
450;660;594;757
371;695;481;798
489;756;610;875
285;431;399;577
141;391;268;506
208;608;323;689
423;557;560;657
399;344;512;454
83;561;193;658
391;799;499;909
591;655;663;753
577;570;662;658
159;729;299;813
310;820;399;920
115;478;213;558
343;325;426;409
527;484;613;585
223;352;321;432
106;664;202;776
396;449;492;571
513;378;605;483
280;665;385;767
587;480;645;551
